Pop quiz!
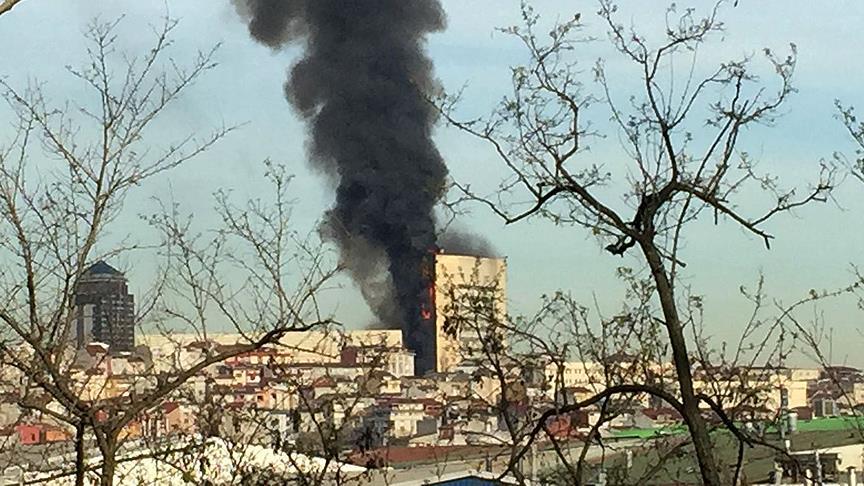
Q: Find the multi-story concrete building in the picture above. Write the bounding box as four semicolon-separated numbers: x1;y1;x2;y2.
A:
421;252;507;374
74;261;135;351
365;399;427;440
344;345;416;378
692;370;808;414
544;361;606;400
138;329;404;372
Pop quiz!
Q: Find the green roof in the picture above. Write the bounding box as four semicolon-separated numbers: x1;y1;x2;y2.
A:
611;416;864;439
603;419;864;485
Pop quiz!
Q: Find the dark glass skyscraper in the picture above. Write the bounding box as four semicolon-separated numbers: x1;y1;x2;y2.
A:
74;261;135;351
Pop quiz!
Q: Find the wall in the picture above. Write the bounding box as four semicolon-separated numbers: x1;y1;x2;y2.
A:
16;424;40;445
433;254;507;373
140;329;403;371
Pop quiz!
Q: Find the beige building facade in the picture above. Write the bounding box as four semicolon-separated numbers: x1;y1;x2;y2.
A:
431;253;507;373
138;329;403;371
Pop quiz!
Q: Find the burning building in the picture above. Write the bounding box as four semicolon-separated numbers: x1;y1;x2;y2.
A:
233;2;504;376
415;251;507;375
234;0;450;362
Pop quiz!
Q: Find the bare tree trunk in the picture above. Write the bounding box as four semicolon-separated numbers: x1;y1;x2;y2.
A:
100;460;115;486
642;241;721;486
98;435;117;486
75;420;86;486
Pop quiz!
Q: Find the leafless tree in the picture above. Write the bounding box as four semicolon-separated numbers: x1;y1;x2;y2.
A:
838;101;864;368
779;99;864;437
0;16;338;486
435;260;828;484
837;102;864;185
435;1;836;484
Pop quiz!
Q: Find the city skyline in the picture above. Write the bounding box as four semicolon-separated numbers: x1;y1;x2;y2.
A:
0;2;862;359
1;2;863;484
0;1;860;366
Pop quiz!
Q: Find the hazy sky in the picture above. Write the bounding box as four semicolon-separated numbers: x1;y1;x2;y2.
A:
2;1;863;365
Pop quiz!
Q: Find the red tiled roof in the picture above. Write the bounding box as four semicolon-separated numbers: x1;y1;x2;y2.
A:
312;376;336;388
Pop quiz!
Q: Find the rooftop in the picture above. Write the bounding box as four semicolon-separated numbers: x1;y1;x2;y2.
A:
84;260;123;277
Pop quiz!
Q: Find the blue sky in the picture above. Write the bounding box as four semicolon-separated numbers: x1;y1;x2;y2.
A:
1;1;863;365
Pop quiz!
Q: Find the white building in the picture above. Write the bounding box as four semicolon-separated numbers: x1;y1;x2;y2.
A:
365;400;427;439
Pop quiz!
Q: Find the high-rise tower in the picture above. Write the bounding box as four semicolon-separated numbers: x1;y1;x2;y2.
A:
414;252;507;375
74;261;135;351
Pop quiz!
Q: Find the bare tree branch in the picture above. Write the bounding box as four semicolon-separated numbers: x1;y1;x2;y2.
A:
0;0;25;17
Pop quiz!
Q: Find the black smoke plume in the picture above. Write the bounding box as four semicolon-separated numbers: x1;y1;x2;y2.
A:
439;228;498;258
235;1;448;373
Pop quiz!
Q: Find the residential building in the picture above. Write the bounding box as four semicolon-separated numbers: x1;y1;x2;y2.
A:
365;399;427;441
